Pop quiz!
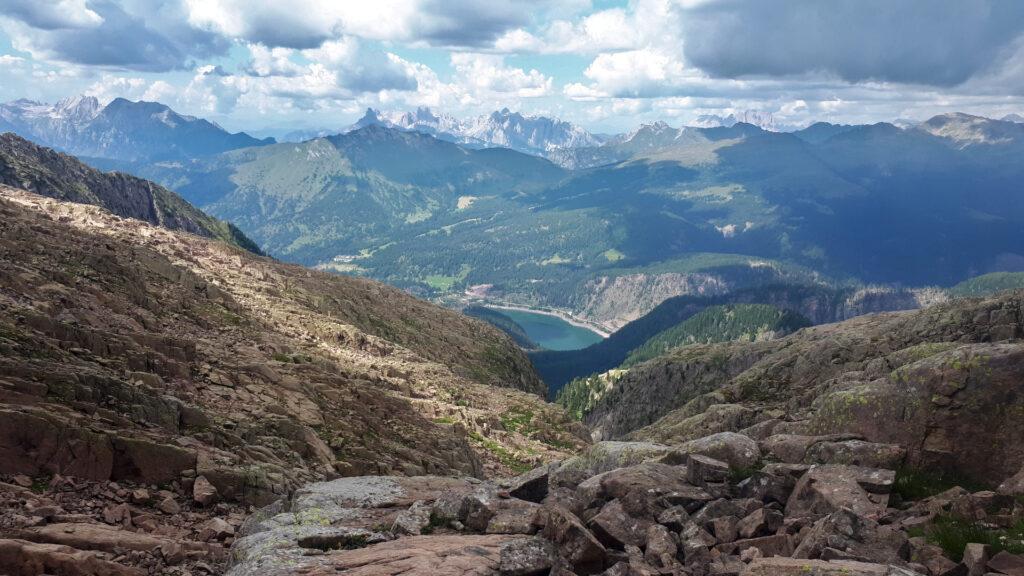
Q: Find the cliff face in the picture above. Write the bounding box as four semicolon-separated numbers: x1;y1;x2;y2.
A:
570;268;946;331
572;272;729;330
584;291;1024;483
0;132;259;252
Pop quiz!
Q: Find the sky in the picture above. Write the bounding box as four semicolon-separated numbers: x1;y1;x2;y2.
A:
1;0;1024;135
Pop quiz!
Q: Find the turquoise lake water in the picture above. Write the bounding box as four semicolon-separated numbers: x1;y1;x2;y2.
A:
488;307;605;351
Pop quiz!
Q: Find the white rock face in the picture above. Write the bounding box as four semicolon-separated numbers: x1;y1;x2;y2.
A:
348;107;604;155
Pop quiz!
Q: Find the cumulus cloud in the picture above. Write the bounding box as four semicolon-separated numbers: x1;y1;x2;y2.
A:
565;49;687;98
184;0;537;49
450;53;552;99
495;0;678;54
2;0;227;71
0;0;103;30
680;0;1024;87
304;38;418;93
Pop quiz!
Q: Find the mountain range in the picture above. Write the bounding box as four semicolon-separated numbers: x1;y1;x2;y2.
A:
349;106;606;160
4;95;1024;334
0;96;273;162
101;108;1024;333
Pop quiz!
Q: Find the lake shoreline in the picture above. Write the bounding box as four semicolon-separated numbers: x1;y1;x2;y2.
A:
480;303;612;339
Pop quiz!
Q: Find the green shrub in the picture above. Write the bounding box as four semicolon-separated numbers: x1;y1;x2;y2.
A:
909;515;1024;561
893;467;982;502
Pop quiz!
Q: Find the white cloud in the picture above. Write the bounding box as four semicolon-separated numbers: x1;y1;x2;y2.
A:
83;75;150;103
0;0;102;30
495;0;678;55
183;0;536;49
246;44;305;77
567;48;687;98
450;54;553;99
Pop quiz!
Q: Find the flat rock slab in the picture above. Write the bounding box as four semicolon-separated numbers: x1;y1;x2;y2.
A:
0;538;144;576
13;523;213;555
742;558;921;576
228;534;520;576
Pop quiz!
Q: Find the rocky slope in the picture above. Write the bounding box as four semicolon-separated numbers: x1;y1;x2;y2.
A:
213;293;1024;576
583;292;1024;483
0;133;259;252
0;186;585;574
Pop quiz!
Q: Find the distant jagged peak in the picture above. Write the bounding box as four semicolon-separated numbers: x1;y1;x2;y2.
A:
0;94;273;161
1001;112;1024;123
691;109;777;131
53;94;101;122
346;106;600;153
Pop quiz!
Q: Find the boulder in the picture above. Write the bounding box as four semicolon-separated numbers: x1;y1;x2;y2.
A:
809;344;1024;484
506;464;554;503
762;434;824;464
717;534;793;558
192;475;219;506
786;466;894;519
660;432;762;471
392;500;432;535
793;508;908;565
688;454;731;486
710;515;739;544
997;467;1024;497
736;508;783;539
692;499;762;526
540;505;606;574
962;543;989;576
738;468;800;505
576;462;705;511
804;440;907;469
499;536;556;576
551;442;671;489
655;505;690;531
908;537;957;576
987;551;1024;576
485;500;543;535
589;500;652;549
680;521;717;563
198;517;234;541
644;524;679;569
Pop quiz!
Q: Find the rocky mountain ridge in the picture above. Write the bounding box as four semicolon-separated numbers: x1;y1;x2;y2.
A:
0;185;585;574
0;132;259;252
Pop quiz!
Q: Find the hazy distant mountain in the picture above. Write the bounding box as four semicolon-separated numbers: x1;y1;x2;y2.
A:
691;110;777;131
917;112;1024;147
547;120;713;168
791;122;858;144
1002;113;1024;123
349;106;603;157
0;95;273;162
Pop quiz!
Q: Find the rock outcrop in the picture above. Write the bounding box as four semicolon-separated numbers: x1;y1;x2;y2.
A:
224;429;1024;576
584;291;1024;484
